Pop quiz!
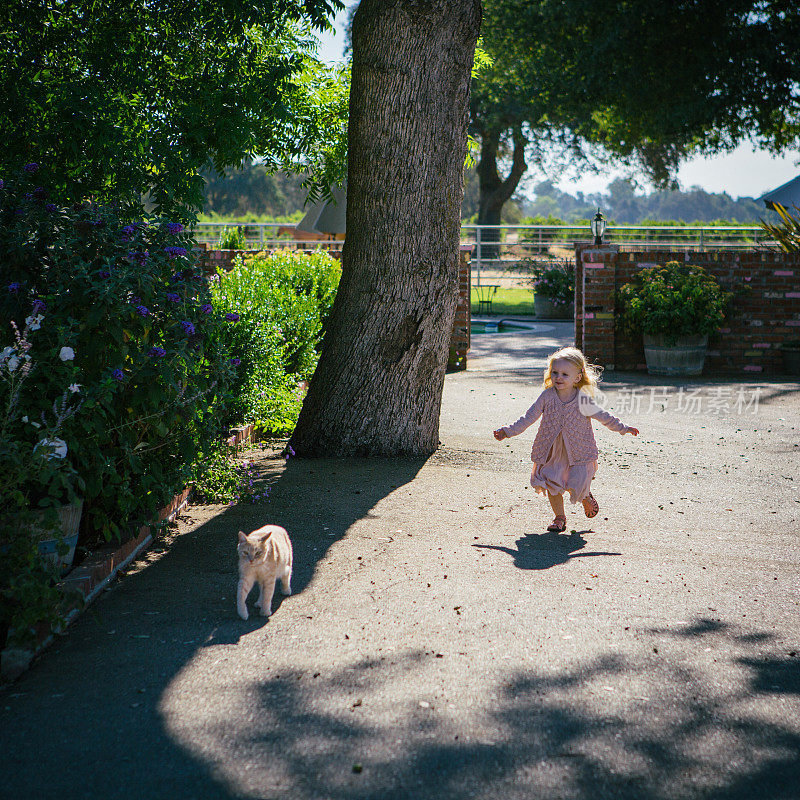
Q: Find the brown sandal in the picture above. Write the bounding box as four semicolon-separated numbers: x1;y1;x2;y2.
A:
582;493;599;518
547;515;567;532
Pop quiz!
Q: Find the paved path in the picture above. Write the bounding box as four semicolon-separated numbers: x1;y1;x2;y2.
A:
2;327;799;800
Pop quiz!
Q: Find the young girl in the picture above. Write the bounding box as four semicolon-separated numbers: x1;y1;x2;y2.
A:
493;347;639;532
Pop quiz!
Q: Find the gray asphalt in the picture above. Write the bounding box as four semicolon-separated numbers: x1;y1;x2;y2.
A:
2;323;799;800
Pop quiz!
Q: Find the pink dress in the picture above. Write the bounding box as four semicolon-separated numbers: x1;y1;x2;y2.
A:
500;388;628;504
531;430;597;503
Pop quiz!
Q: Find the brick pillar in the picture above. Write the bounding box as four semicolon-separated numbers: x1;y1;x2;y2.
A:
448;245;472;371
575;244;619;370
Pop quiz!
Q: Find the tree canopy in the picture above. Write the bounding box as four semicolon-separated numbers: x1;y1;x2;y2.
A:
0;0;344;215
472;0;800;224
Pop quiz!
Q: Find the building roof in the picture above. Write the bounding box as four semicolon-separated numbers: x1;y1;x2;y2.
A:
758;174;800;210
295;184;347;234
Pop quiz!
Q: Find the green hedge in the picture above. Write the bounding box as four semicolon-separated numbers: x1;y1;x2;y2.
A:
211;249;341;435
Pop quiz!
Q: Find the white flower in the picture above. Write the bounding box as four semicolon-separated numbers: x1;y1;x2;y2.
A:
7;355;20;372
68;383;81;393
36;437;68;460
0;345;14;364
59;346;75;361
21;415;28;423
25;314;44;331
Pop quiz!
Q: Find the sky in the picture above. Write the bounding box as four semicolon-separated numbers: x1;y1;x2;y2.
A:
314;5;800;201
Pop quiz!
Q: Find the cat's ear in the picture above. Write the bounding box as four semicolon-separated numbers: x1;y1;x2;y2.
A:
238;531;247;544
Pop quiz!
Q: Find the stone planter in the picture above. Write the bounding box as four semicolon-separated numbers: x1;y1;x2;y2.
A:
35;500;83;574
781;344;800;376
534;295;574;320
643;334;708;376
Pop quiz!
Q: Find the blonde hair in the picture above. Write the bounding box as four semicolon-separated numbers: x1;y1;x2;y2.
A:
543;347;602;395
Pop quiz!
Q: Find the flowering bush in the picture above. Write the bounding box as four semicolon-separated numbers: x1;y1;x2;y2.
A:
210;249;341;434
617;261;733;344
0;165;237;545
525;260;575;306
191;443;271;505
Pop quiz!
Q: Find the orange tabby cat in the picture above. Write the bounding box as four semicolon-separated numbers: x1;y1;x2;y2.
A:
236;525;293;620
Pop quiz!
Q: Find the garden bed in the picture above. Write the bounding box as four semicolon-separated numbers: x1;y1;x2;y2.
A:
1;487;192;683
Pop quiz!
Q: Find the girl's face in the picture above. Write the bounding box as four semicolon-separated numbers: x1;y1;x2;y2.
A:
550;358;581;389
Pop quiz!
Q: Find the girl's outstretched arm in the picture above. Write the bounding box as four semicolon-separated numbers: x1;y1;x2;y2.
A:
495;391;547;439
580;391;639;435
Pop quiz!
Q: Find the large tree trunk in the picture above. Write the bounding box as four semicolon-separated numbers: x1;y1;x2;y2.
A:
289;0;481;457
476;125;527;259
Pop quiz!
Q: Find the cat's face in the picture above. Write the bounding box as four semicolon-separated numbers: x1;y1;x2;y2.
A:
238;530;267;563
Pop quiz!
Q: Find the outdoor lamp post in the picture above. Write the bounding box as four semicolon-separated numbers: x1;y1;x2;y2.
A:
591;209;606;245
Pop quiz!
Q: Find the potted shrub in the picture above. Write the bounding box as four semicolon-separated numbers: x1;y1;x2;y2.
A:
527;261;575;319
617;260;733;376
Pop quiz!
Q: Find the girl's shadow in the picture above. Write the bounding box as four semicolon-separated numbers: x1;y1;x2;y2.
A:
473;530;620;570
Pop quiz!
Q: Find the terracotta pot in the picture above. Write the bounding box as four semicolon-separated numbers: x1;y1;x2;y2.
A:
35;500;83;574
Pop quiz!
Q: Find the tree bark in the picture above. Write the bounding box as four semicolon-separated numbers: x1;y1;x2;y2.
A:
289;0;481;457
476;125;527;258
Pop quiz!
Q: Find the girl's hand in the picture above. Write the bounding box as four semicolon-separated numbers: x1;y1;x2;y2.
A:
493;429;507;441
624;427;639;436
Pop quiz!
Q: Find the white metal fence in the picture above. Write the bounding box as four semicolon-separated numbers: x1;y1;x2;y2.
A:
191;222;772;287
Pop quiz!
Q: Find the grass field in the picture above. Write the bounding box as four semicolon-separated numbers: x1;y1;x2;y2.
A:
471;286;535;316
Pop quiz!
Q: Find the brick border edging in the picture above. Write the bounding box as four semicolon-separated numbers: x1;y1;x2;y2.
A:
226;423;254;448
1;487;191;682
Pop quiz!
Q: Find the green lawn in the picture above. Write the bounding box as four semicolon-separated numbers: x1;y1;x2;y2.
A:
471;286;535;316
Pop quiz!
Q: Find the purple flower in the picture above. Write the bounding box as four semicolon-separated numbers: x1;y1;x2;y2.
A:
45;203;57;212
135;305;150;317
32;299;46;313
24;192;33;201
180;320;195;335
0;179;4;189
164;246;187;258
201;303;213;314
127;250;149;265
225;312;240;322
165;223;184;235
285;445;295;461
148;346;166;358
23;163;39;173
166;292;181;303
98;270;111;279
7;282;20;293
33;187;46;199
112;368;124;381
120;225;136;241
229;357;241;366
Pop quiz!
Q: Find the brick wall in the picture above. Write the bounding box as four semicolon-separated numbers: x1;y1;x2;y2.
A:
575;245;800;375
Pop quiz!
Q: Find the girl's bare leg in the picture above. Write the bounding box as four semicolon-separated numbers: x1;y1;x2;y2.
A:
547;491;565;517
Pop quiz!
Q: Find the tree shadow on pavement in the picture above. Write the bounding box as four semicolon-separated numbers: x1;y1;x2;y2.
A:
156;617;800;800
473;530;621;570
0;453;428;799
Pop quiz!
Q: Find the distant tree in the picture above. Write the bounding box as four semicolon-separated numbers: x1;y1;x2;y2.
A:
0;0;343;215
289;0;481;456
522;179;768;224
201;162;310;218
